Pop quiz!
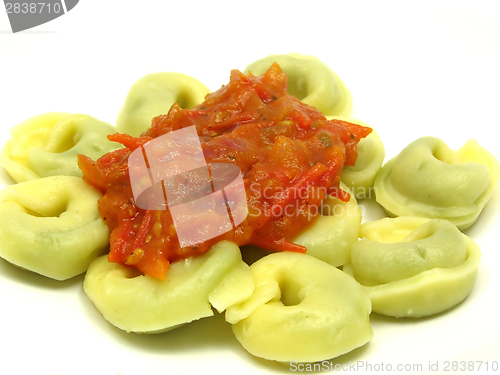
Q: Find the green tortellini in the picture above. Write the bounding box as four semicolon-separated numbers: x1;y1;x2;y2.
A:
116;72;210;136
374;136;500;230
344;217;481;318
226;252;373;362
244;53;353;117
84;241;254;333
0;176;109;280
328;117;385;199
0;113;119;183
293;183;361;266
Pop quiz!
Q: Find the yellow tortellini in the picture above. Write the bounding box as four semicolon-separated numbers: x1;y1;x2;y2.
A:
0;113;119;183
0;176;109;280
226;252;373;362
374;136;500;230
344;217;481;318
327;117;385;199
84;241;254;333
293;183;361;266
244;53;353;117
116;72;210;136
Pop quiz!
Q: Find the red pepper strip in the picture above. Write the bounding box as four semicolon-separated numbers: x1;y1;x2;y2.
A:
250;237;306;254
270;163;329;217
208;112;260;130
131;210;155;250
318;156;342;187
247;163;329;232
330;118;372;142
77;154;107;192
107;133;153;151
317;149;351;202
108;220;135;263
96;147;130;166
140;257;170;281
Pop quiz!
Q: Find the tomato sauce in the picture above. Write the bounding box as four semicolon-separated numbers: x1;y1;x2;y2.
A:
78;63;371;279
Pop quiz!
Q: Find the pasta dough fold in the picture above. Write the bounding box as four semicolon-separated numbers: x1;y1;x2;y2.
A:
84;241;254;333
374;136;499;230
244;53;352;117
0;176;109;280
226;252;373;362
293;183;361;266
116;72;210;136
1;113;119;183
344;217;481;317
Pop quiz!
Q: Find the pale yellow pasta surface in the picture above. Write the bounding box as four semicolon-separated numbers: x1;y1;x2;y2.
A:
244;53;352;117
293;183;361;266
1;113;119;183
374;136;499;230
116;72;210;136
226;252;373;363
344;217;481;317
84;241;254;333
0;176;109;280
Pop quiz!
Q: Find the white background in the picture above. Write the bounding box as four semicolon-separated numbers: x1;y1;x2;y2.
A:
1;1;500;374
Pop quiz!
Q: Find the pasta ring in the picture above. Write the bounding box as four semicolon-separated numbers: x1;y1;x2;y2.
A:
116;72;210;136
0;112;119;183
226;252;373;362
374;136;500;230
344;217;481;318
84;241;254;333
0;176;109;280
244;53;353;117
293;183;361;267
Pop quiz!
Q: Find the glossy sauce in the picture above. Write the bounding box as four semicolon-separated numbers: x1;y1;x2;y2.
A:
78;63;371;279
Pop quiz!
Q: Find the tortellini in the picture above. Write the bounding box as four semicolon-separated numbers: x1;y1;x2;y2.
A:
116;72;210;136
244;53;353;117
0;176;109;280
344;217;481;318
328;117;385;199
0;113;119;183
293;183;361;266
374;136;500;230
84;241;254;333
226;252;373;362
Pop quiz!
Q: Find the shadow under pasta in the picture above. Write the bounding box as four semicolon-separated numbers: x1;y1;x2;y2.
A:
105;310;238;354
0;257;84;290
